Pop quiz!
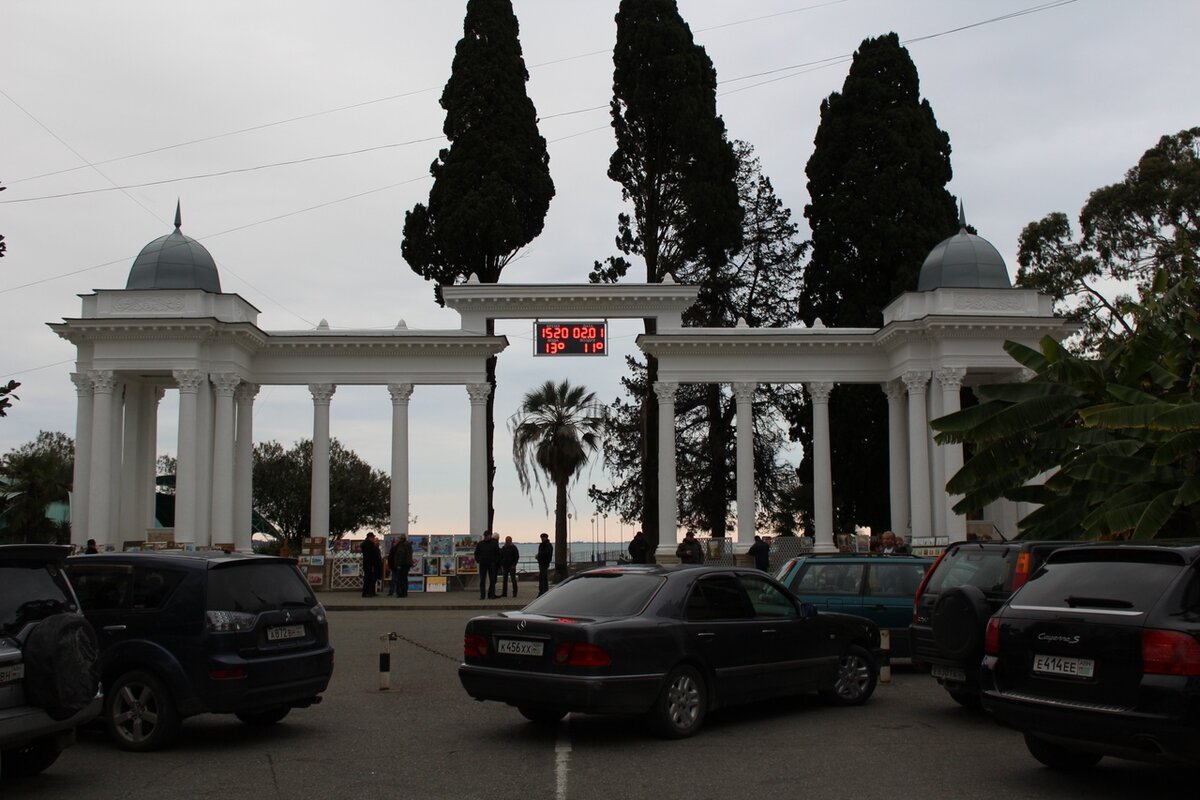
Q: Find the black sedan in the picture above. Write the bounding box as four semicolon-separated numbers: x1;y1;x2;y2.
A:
981;542;1200;768
458;564;881;737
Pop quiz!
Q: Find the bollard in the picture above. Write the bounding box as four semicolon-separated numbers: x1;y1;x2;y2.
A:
379;631;398;691
879;629;892;684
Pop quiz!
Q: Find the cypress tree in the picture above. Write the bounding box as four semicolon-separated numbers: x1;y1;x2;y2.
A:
797;32;959;534
607;0;742;554
402;0;554;532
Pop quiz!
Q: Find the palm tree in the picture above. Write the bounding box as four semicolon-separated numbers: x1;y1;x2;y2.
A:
510;380;604;579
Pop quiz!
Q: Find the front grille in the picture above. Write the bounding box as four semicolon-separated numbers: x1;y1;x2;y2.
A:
997;690;1131;715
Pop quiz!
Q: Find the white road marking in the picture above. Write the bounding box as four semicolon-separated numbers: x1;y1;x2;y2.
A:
555;717;572;800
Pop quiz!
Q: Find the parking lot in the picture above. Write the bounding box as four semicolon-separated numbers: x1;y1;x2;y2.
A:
5;607;1192;800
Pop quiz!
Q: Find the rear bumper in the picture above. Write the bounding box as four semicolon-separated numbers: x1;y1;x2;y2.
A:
982;688;1200;765
458;663;664;715
196;646;333;714
0;692;102;752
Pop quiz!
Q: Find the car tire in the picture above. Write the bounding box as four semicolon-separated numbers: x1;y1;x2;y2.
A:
946;687;982;709
1024;733;1103;770
648;665;706;739
106;670;179;751
821;645;878;706
518;706;567;725
1;738;61;779
235;707;291;726
21;612;100;721
931;585;991;662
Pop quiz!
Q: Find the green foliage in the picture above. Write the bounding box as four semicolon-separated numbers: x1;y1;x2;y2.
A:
0;431;74;544
0;380;18;418
1017;127;1200;353
795;32;958;533
933;277;1200;540
592;144;806;536
251;439;390;548
509;381;604;575
402;0;554;294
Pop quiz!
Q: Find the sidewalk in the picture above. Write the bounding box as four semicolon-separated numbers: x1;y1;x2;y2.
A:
318;589;526;612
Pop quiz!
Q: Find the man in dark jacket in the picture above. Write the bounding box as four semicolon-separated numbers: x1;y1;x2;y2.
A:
361;532;383;597
387;534;414;597
499;536;520;598
675;531;704;564
536;532;553;595
748;535;770;572
628;530;649;564
474;531;500;599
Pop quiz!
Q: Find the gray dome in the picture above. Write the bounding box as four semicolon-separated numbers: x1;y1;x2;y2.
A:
125;205;221;292
917;204;1011;291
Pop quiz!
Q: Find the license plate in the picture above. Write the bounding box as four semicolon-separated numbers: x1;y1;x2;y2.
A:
931;664;967;682
267;624;306;642
1033;654;1094;678
0;663;24;684
497;639;543;657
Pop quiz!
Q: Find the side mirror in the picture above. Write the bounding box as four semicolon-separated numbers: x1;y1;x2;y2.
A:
801;602;818;619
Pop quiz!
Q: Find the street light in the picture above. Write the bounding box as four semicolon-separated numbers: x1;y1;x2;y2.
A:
603;513;608;563
591;516;597;561
567;513;572;565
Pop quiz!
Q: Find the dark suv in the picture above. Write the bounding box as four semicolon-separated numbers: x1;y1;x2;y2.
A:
909;539;1076;707
66;550;333;751
1;545;101;779
981;542;1200;768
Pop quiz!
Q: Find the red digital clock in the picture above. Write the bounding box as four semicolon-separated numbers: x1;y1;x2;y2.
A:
534;321;608;356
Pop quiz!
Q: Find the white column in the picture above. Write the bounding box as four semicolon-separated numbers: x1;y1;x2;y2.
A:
137;387;162;533
655;382;679;549
70;373;94;548
234;382;259;553
733;382;756;545
194;379;214;544
309;384;336;540
884;380;910;538
388;383;414;535
808;381;836;553
86;371;117;549
467;383;490;538
108;381;124;540
210;374;240;548
173;369;205;545
120;383;148;536
928;382;946;540
903;371;932;541
938;367;968;543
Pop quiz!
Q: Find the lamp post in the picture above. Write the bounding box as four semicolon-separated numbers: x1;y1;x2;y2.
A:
602;513;608;563
591;516;597;562
567;512;572;566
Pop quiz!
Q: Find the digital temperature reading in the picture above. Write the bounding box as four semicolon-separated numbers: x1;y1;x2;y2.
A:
534;322;608;356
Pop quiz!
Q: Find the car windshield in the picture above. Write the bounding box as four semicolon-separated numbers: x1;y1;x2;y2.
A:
1014;550;1185;611
521;572;665;618
0;564;72;636
207;562;315;614
925;547;1014;595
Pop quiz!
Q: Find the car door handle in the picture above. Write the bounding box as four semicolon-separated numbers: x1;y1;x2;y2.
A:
760;629;776;634
103;624;127;632
697;632;715;639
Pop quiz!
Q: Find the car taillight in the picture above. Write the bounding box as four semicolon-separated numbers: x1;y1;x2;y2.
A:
912;549;948;623
206;610;257;632
464;634;489;658
553;643;611;667
1142;629;1200;676
984;617;1001;657
1011;552;1032;592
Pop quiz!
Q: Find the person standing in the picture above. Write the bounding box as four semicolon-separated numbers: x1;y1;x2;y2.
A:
84;539;99;554
499;536;520;598
676;531;704;564
536;532;553;595
474;530;500;599
628;530;649;564
387;534;414;598
360;532;383;597
748;535;770;571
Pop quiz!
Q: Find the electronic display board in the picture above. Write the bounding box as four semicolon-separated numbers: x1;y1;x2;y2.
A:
533;322;607;356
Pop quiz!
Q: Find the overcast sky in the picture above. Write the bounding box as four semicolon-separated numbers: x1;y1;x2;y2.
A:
3;0;1198;545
